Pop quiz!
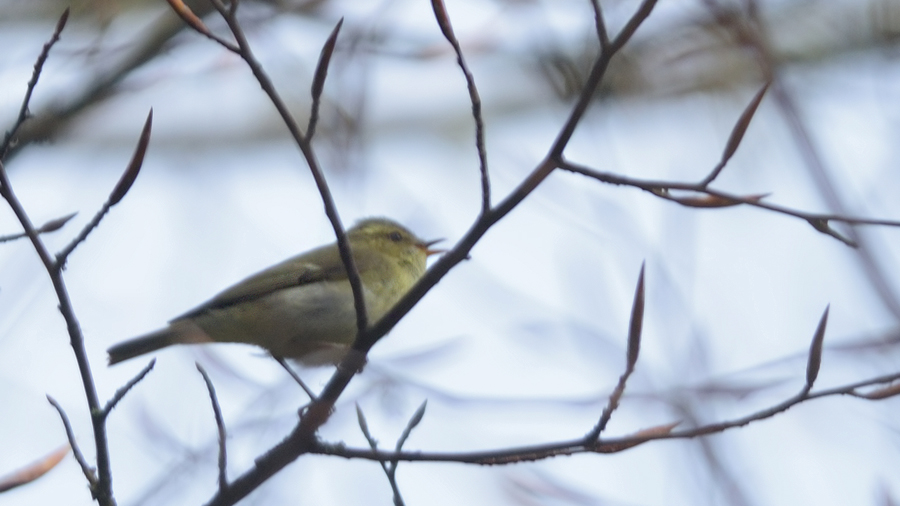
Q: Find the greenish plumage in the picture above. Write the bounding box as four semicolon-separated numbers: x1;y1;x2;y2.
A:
107;218;440;366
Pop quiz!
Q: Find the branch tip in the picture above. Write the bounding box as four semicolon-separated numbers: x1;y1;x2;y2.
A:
109;109;152;206
626;262;646;370
804;305;829;390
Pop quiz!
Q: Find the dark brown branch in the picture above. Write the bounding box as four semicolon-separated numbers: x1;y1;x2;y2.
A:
430;0;491;215
308;18;344;141
699;82;770;187
57;110;153;267
589;0;610;50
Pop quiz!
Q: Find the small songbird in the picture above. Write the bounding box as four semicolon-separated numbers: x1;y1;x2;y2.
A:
107;218;442;366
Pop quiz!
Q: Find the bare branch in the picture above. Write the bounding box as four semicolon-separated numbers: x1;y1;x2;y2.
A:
610;0;659;52
804;306;829;392
274;356;317;401
0;212;76;244
0;8;69;160
589;0;610;50
430;0;491;215
308;18;344;141
699;82;770;187
101;359;156;417
164;0;239;53
197;363;229;493
47;396;97;489
586;265;645;440
313;367;900;465
57;110;153;265
559;160;900;244
109;109;153;206
1;20;115;503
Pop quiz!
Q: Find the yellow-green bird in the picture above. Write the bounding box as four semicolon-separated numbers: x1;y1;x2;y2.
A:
107;218;442;366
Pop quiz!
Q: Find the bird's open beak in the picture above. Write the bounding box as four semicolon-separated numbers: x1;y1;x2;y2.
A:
420;238;445;257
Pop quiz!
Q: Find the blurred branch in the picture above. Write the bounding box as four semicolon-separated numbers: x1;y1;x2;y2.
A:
558;159;900;245
700;0;900;314
0;445;69;494
0;8;68;161
47;396;97;490
0;212;76;244
3;1;215;160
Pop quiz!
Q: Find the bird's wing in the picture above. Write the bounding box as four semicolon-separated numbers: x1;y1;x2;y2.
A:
173;243;382;320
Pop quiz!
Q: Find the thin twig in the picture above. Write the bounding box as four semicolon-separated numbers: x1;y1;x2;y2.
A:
430;0;491;215
101;359;156;417
164;0;240;53
57;110;152;267
586;265;645;441
698;82;770;187
308;18;344;141
313;367;900;465
196;363;228;493
558;160;900;240
47;396;97;489
0;212;76;244
701;0;900;318
356;406;404;505
274;356;317;401
589;0;610;50
0;9;69;160
1;18;116;504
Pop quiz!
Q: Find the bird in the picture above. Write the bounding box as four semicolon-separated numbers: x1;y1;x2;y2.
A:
107;218;442;366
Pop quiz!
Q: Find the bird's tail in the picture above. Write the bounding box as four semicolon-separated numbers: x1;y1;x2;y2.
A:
107;328;179;365
107;320;211;365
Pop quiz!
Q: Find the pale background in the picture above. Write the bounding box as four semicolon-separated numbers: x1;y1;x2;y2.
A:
2;0;900;505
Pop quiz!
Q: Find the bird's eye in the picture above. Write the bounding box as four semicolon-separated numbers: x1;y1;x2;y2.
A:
389;231;403;242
